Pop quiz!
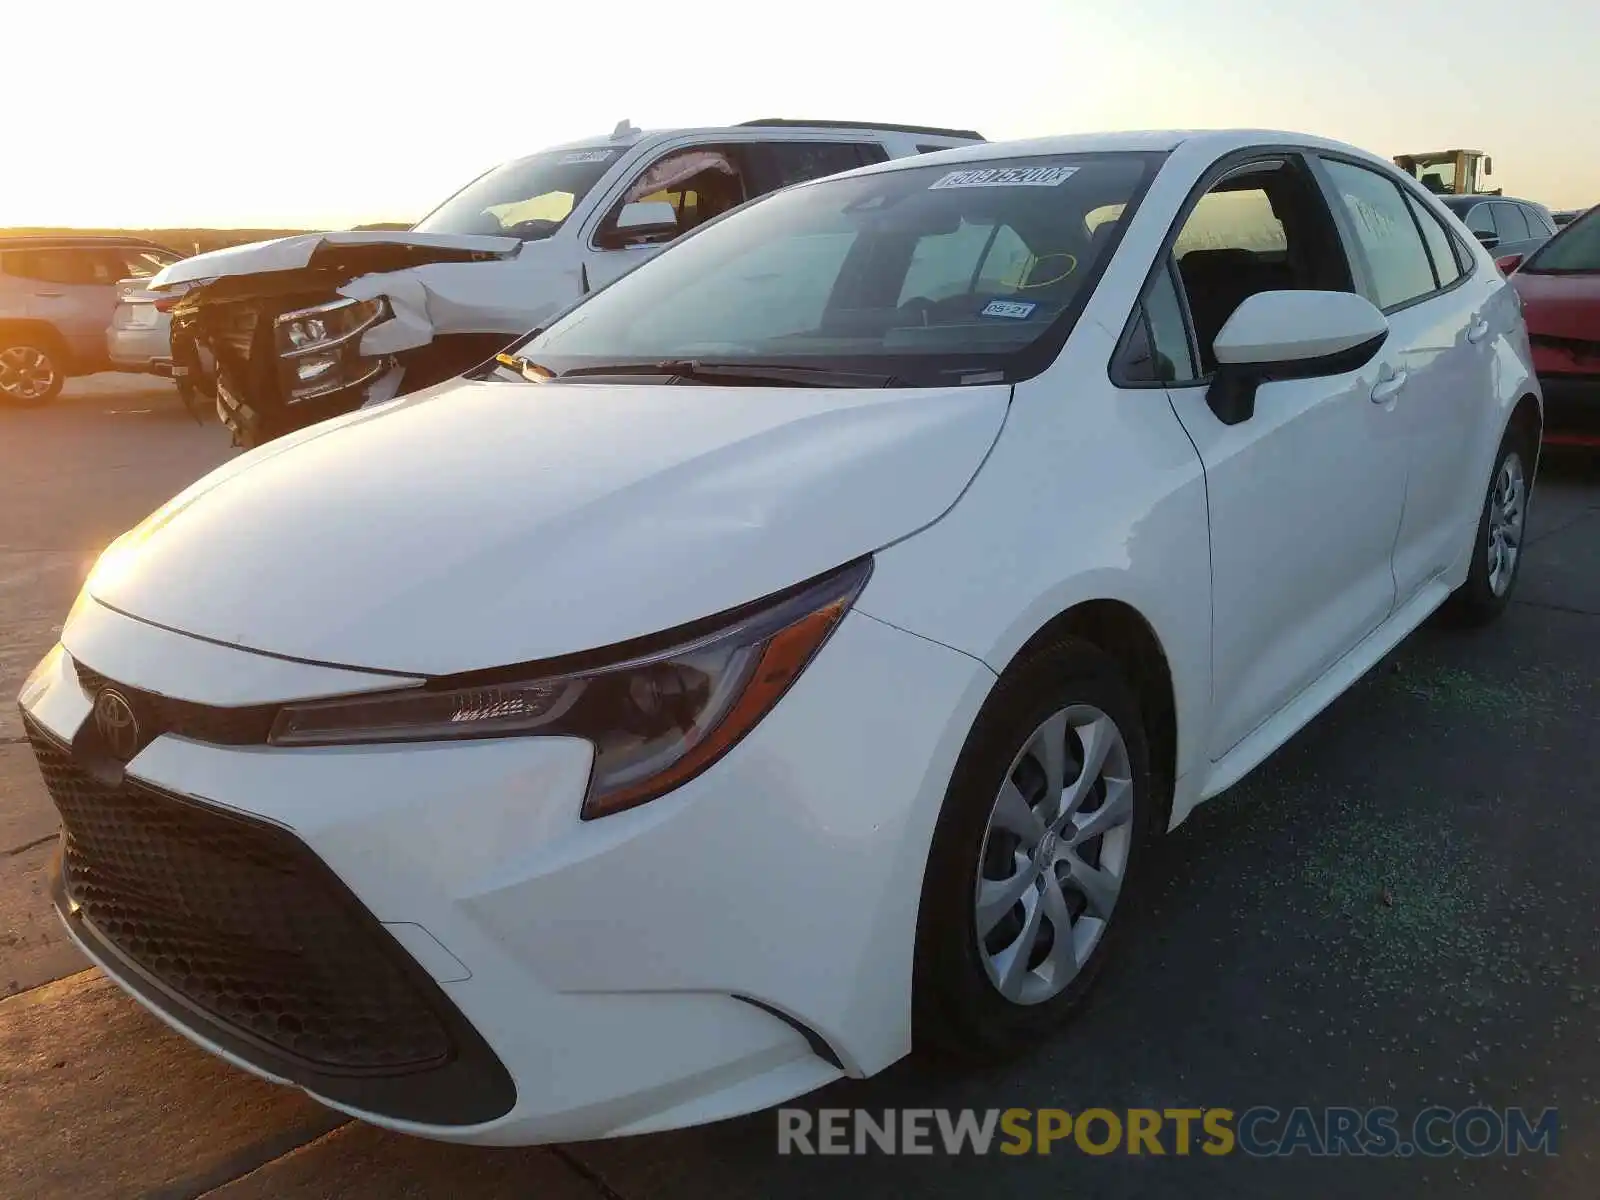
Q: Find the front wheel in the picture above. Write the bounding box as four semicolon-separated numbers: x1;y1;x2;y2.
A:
1438;425;1534;628
914;638;1152;1061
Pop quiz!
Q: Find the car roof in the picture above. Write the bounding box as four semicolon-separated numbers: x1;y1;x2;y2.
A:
1439;194;1541;209
533;121;986;154
0;235;175;252
827;128;1399;179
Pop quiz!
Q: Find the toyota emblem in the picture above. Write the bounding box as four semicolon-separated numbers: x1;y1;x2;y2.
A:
93;688;141;761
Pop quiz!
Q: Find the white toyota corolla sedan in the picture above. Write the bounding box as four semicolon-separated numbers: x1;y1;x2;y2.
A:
20;129;1539;1145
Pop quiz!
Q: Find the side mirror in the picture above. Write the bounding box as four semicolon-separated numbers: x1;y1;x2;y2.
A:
1495;253;1524;275
1207;290;1388;425
1473;229;1501;249
1483;157;1493;176
607;200;679;246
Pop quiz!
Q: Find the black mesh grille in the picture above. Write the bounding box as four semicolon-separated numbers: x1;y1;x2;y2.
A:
28;719;453;1075
73;660;277;748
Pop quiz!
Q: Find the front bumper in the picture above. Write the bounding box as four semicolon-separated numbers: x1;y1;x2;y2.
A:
20;599;993;1144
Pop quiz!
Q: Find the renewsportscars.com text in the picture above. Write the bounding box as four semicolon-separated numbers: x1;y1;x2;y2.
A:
776;1106;1560;1158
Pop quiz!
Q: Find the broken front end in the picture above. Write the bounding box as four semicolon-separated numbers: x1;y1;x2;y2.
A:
169;251;519;449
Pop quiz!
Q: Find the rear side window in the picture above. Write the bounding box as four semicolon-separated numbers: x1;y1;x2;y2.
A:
0;249;106;285
1403;193;1464;288
1464;204;1495;236
1321;159;1437;310
1492;204;1530;242
756;142;883;189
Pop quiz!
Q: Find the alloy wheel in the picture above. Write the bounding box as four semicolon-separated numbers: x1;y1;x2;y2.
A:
974;703;1135;1006
1486;450;1526;597
0;345;58;402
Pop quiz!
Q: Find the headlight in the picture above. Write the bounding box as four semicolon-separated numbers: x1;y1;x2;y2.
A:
268;558;872;819
274;297;389;402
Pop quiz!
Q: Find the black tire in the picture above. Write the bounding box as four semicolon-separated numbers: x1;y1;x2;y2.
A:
1437;422;1535;628
0;339;65;406
176;377;205;420
913;637;1153;1062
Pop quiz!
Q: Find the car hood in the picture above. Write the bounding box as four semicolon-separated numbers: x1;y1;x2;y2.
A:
146;230;522;291
1513;271;1600;342
88;379;1011;675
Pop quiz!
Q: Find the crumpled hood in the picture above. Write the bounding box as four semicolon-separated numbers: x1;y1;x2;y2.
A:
147;230;522;291
89;379;1010;675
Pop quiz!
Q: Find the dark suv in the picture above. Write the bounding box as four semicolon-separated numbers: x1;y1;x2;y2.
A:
0;236;180;405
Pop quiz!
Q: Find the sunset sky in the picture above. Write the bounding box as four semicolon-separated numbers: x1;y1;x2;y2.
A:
5;0;1597;230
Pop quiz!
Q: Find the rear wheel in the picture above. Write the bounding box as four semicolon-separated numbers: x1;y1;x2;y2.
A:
0;341;64;405
914;638;1152;1061
1438;424;1534;627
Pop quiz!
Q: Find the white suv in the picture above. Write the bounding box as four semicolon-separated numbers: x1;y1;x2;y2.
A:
149;118;983;446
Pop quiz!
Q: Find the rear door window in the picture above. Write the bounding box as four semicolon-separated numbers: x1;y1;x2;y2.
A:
1492;203;1531;243
1;249;103;285
1321;159;1438;310
750;142;886;192
1403;193;1464;288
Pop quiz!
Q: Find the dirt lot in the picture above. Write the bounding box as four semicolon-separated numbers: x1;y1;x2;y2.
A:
2;378;1597;1198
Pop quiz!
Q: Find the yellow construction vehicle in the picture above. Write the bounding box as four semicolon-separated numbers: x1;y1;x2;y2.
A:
1393;149;1501;196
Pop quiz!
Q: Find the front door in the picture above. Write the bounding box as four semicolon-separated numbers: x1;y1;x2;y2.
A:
582;143;752;293
1155;155;1409;759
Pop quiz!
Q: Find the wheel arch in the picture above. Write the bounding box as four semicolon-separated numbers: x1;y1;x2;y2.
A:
1000;598;1179;835
1511;391;1542;462
0;319;71;363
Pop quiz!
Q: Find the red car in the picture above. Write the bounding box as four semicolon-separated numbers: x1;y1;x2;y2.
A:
1501;206;1600;446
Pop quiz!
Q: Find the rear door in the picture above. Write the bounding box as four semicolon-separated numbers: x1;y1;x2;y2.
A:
2;248;117;363
1313;157;1489;604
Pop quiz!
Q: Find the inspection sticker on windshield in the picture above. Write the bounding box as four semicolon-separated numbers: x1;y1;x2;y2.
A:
981;300;1038;320
929;165;1078;189
559;149;615;164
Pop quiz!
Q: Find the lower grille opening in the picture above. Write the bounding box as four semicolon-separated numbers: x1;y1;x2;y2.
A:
25;714;514;1125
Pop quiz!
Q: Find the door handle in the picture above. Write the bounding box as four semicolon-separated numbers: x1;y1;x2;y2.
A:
1467;318;1491;344
1371;369;1408;404
32;291;64;298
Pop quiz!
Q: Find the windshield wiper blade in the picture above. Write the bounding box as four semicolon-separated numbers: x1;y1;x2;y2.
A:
558;359;901;388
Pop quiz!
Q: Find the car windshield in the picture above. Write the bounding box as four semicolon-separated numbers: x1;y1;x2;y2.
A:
412;147;621;241
1521;206;1600;273
518;152;1164;386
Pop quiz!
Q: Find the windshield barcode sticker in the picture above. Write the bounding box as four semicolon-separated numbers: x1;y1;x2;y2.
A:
559;150;615;164
981;300;1037;319
929;166;1078;189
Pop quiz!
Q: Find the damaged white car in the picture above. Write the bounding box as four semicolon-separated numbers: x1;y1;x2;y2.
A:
151;119;983;446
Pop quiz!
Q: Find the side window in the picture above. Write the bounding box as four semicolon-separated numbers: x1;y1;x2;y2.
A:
1464;204;1495;236
1403;192;1463;288
1115;260;1198;385
1492;203;1530;243
1526;205;1556;235
600;145;747;247
1321;159;1437;310
111;249;177;279
974;226;1034;292
897;220;999;304
0;249;101;285
1174;188;1287;256
1170;161;1351;372
757;142;881;190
